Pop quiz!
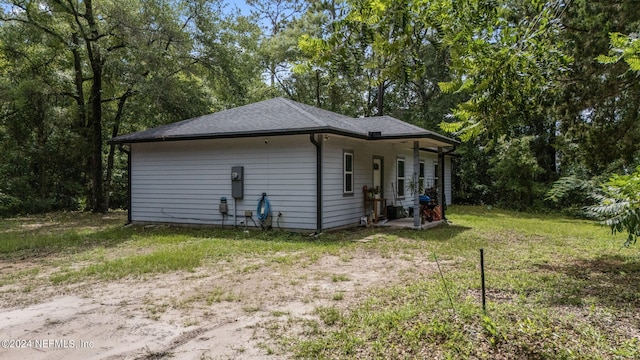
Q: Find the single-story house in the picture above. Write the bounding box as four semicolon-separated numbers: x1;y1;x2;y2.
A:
110;97;459;231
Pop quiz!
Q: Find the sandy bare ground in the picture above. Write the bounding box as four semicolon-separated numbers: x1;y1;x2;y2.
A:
0;236;438;360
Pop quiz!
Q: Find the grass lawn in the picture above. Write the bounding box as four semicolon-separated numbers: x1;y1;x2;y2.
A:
0;206;638;359
294;207;640;359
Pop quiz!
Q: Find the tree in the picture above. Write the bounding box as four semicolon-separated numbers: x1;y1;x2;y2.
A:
436;0;570;143
544;0;640;216
0;3;85;213
488;136;543;209
556;0;640;176
1;0;158;212
0;0;264;214
296;0;461;120
247;0;307;92
586;14;640;246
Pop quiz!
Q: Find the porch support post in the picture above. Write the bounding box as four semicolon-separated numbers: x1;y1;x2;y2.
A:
438;147;445;220
413;141;420;229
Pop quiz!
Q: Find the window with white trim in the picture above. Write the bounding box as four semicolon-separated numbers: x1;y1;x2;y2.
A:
397;158;405;198
344;151;354;194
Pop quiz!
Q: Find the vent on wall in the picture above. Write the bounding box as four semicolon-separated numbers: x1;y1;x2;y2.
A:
368;131;382;138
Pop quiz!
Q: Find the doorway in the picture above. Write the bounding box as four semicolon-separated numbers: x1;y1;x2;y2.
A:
372;156;384;218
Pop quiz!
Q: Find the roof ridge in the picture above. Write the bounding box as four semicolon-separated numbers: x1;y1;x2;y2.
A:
277;98;329;128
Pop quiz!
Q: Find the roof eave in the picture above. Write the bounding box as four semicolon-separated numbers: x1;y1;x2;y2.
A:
108;128;329;145
109;127;459;146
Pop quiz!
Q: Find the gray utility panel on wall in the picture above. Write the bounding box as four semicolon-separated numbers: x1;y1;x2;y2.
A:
231;166;244;199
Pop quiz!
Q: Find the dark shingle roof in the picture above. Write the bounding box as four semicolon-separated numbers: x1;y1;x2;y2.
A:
110;97;458;146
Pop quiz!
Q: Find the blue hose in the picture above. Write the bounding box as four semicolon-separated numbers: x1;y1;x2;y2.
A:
257;193;270;221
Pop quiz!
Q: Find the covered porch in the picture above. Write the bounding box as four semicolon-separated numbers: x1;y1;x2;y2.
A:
361;139;455;229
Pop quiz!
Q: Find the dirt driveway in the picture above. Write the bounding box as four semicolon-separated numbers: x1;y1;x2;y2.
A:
0;234;437;359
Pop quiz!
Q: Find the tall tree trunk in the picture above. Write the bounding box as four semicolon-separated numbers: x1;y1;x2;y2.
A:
85;0;106;213
377;81;384;116
89;65;104;213
71;32;92;210
105;90;132;209
104;130;118;211
315;70;321;107
71;33;86;129
34;92;47;201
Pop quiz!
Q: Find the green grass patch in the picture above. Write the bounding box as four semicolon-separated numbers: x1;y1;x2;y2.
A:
331;274;350;282
0;212;362;284
48;232;356;283
292;205;640;359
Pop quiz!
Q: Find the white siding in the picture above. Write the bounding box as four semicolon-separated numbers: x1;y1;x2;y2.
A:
131;135;317;230
321;137;372;229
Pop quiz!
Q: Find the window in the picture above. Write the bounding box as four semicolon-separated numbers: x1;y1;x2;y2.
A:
397;158;405;198
344;151;354;194
434;162;439;189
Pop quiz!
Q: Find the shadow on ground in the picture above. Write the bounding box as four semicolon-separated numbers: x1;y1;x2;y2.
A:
537;254;640;308
390;223;473;242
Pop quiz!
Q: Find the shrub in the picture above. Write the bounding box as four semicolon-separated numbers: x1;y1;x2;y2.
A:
588;166;640;247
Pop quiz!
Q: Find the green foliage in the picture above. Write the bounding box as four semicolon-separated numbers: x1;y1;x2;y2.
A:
295;0;460;120
451;141;493;205
488;136;543;210
447;0;640;212
437;0;571;142
558;0;640;177
597;33;640;71
588;166;640;247
1;0;639;216
0;191;20;216
545;175;599;216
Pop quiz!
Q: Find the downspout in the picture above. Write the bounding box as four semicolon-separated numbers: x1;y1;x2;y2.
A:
413;141;420;228
118;144;132;224
438;147;446;220
309;134;323;233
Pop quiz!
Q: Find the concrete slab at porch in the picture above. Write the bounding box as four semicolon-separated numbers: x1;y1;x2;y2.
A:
373;218;445;230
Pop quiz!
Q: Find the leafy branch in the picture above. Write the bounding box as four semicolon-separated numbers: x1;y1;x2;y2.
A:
596;32;640;71
587;167;640;247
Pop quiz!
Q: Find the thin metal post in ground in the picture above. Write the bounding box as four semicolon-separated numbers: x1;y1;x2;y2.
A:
480;248;486;313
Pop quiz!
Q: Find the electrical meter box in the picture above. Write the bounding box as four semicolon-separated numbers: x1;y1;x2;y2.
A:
219;197;228;214
231;166;244;199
